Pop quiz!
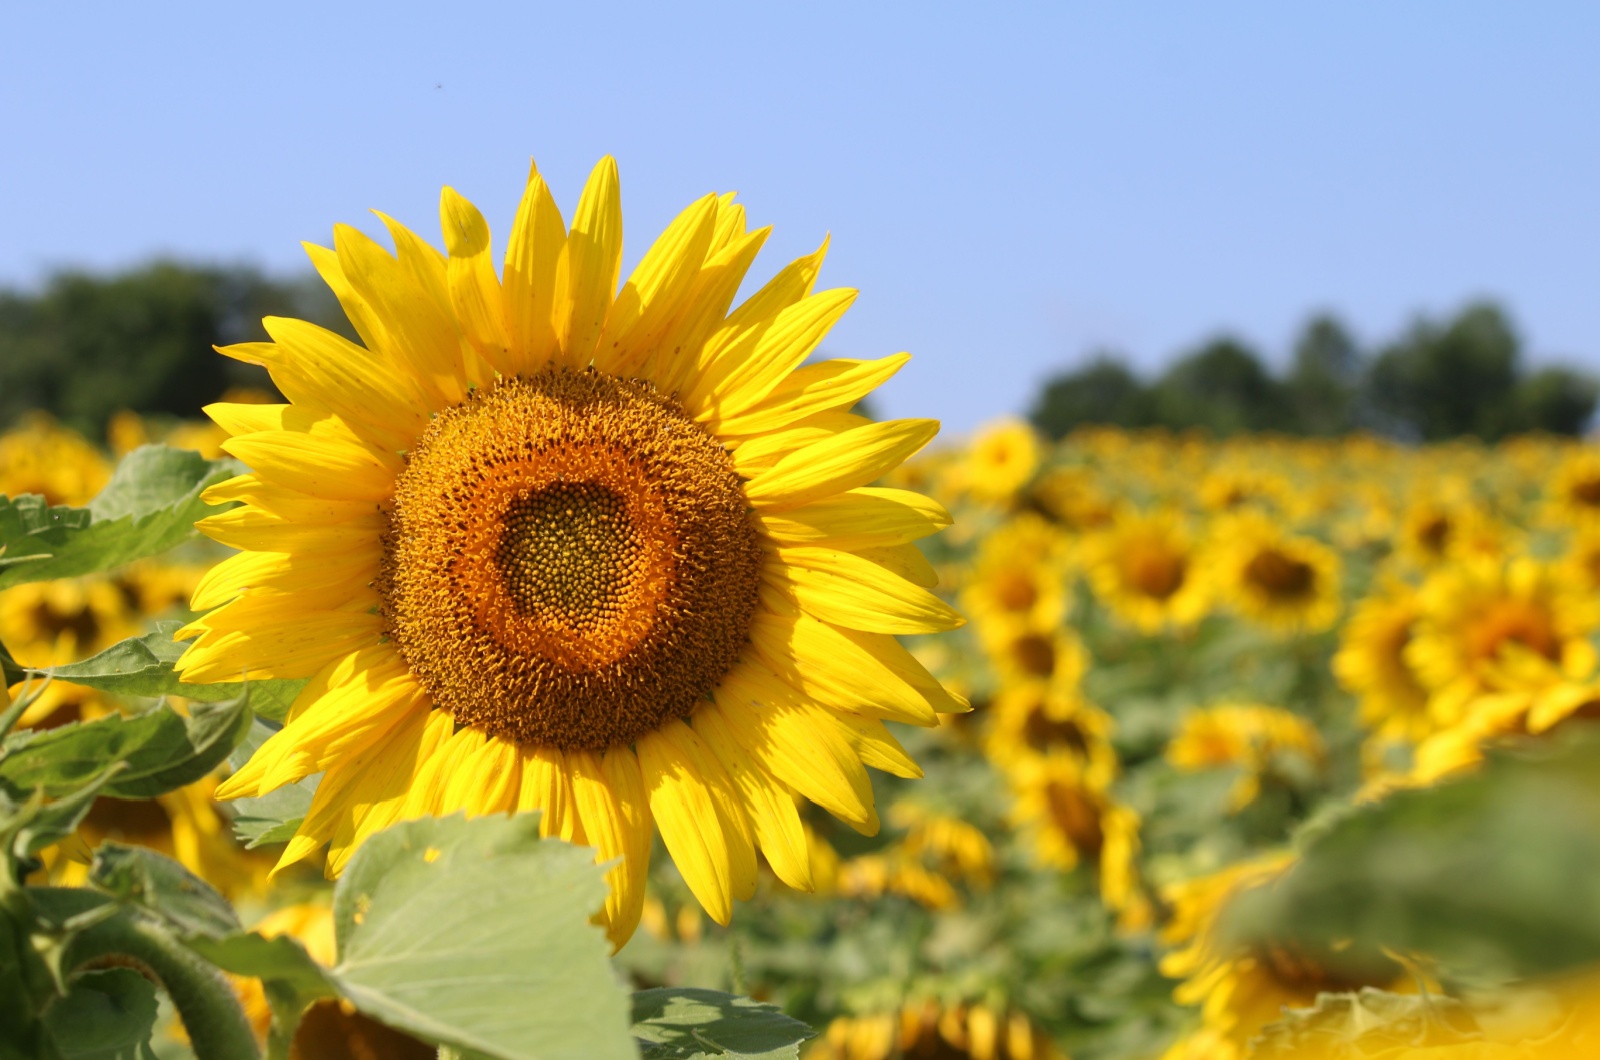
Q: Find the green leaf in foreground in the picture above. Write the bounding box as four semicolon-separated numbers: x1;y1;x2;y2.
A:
330;814;634;1060
46;624;305;722
89;844;240;939
40;968;160;1060
632;988;815;1060
0;445;239;590
0;696;251;800
1225;723;1600;981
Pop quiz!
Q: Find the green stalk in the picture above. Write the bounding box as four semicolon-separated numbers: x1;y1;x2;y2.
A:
65;911;260;1060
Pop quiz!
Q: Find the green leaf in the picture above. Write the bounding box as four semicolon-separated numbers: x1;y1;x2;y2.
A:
1224;723;1600;982
1;638;26;687
46;623;305;722
2;764;127;859
329;814;634;1060
89;843;240;939
0;445;240;589
227;719;314;847
632;989;815;1060
0;696;251;800
40;968;160;1060
186;929;338;1057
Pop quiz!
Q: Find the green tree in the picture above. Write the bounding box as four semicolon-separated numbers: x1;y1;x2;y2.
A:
1028;354;1152;439
0;261;347;438
1150;336;1289;435
1511;365;1599;436
1287;314;1362;435
1364;302;1522;441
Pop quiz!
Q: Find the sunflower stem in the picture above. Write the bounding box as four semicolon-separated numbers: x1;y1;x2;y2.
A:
66;911;260;1060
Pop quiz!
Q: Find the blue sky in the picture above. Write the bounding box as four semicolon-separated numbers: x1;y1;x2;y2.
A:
3;3;1597;434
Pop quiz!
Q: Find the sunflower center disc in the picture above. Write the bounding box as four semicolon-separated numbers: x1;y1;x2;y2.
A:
380;366;763;751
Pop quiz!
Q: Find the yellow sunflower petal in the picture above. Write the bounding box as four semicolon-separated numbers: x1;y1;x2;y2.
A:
570;748;652;949
693;288;857;428
323;709;455;877
854;542;939;588
694;705;813;892
502;161;566;373
748;606;937;726
517;745;585;844
730;413;870;477
752;487;950;550
597;746;654;948
745;419;941;511
710;665;878;835
554;155;623;367
440;186;511;371
637;719;739;925
715;353;910;437
598;192;720;379
764;546;964;635
221;431;396;503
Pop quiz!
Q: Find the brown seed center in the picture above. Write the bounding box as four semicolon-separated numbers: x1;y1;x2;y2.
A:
380;366;763;751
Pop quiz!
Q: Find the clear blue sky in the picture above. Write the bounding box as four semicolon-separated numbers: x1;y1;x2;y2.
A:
4;3;1597;434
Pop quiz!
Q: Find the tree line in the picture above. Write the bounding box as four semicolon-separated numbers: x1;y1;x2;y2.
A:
1;263;1594;444
1030;303;1599;441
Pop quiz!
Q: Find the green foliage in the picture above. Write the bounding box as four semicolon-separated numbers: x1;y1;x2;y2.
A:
329;814;635;1060
1224;725;1600;984
38;968;161;1060
0;446;238;590
89;843;240;939
1030;302;1598;441
0;262;353;437
632;988;814;1059
49;623;305;721
0;696;252;800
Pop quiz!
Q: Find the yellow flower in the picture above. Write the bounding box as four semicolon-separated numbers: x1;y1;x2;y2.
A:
1160;853;1404;1058
983;626;1089;699
0;413;110;506
0;578;141;727
183;158;964;948
890;802;997;888
1196;467;1291;515
982;684;1119;790
1208;512;1341;635
1559;526;1600;593
1007;753;1150;927
808;1000;1064;1060
1406;557;1600;727
1165;703;1324;811
1395;499;1512;569
1082;510;1211;633
1031;465;1117;533
960;514;1069;644
1333;581;1434;745
1545;448;1600;528
42;776;270;899
962;417;1040;503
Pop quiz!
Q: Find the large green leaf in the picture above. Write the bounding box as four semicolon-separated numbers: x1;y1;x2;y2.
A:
89;843;240;939
632;989;814;1060
186;930;337;1059
0;445;238;589
47;624;305;722
1225;723;1600;982
329;814;634;1060
40;968;160;1060
0;696;251;800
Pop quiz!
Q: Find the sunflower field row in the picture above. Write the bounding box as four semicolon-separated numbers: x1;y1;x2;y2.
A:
9;397;1600;1059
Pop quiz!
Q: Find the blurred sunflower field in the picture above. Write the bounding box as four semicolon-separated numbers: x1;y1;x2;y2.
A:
13;389;1600;1059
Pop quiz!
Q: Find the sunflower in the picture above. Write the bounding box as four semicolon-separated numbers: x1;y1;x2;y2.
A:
1208;512;1341;635
0;577;141;728
808;999;1064;1060
1164;703;1324;812
1081;510;1210;634
183;158;964;948
40;776;269;899
1406;557;1600;727
1545;448;1600;528
1159;853;1406;1060
983;626;1089;699
982;683;1118;790
1559;527;1600;593
0;413;110;506
959;513;1069;643
1332;580;1434;746
1395;499;1511;569
1007;753;1150;928
1030;465;1117;534
961;417;1041;503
